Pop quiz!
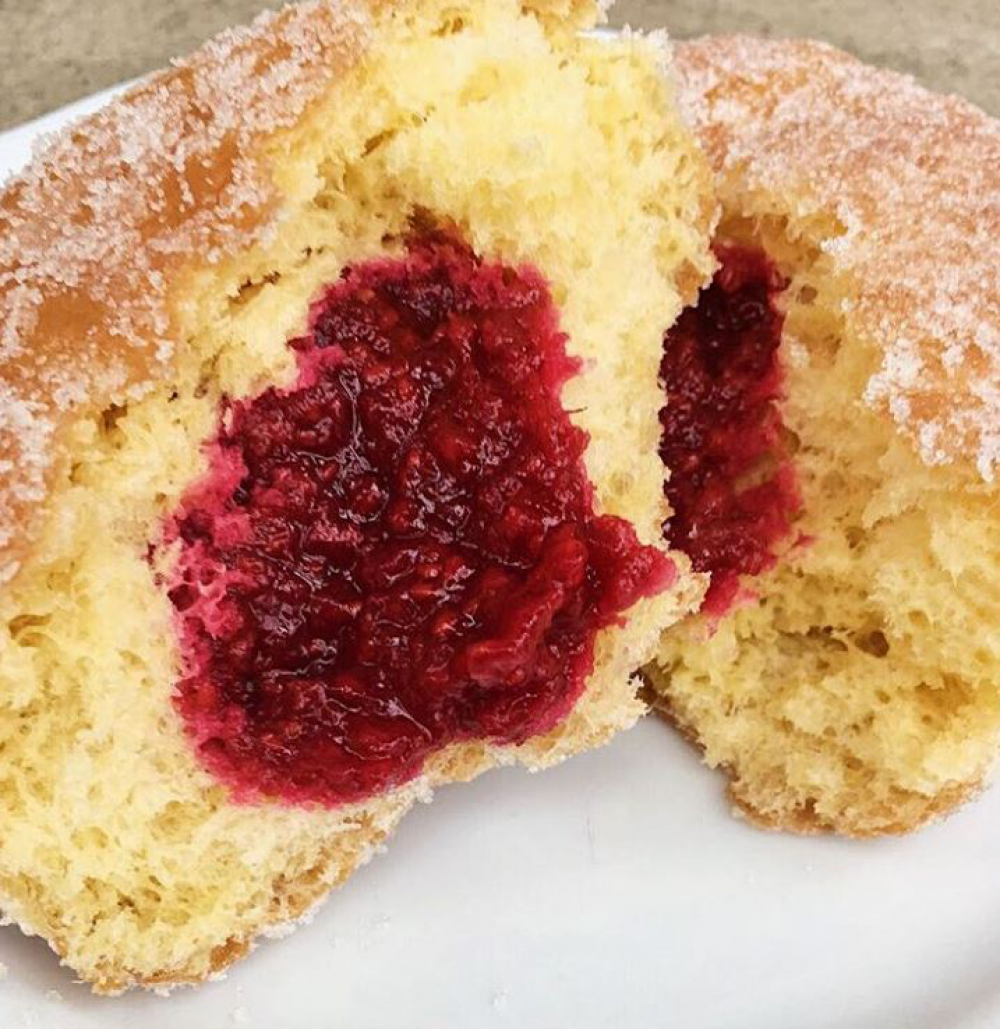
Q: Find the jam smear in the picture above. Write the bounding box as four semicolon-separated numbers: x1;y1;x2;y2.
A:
166;235;673;806
660;244;799;617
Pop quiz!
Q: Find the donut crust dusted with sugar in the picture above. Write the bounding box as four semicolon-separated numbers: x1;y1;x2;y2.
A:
676;36;1000;479
0;2;374;584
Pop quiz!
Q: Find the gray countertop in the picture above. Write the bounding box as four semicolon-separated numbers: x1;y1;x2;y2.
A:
1;0;998;131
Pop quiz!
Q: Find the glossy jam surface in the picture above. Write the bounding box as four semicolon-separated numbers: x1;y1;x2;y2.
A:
660;244;798;616
167;236;672;806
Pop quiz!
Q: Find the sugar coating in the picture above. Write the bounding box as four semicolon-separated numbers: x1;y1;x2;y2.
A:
675;36;1000;480
0;1;374;583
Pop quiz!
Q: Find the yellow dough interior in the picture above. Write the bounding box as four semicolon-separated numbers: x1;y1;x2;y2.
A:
651;212;1000;835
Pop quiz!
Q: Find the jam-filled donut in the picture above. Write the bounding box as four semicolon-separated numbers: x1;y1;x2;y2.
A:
649;36;1000;837
0;0;714;991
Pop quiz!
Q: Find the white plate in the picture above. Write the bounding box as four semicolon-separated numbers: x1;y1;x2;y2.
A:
2;90;1000;1029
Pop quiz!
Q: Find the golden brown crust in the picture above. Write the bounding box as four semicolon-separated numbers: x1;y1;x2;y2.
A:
646;693;979;838
726;779;980;839
0;1;381;585
673;36;1000;482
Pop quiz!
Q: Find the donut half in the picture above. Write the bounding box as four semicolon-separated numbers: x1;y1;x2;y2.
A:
0;0;713;991
649;36;1000;837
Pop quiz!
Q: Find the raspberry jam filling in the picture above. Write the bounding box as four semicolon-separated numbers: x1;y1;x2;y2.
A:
660;244;799;617
165;235;673;806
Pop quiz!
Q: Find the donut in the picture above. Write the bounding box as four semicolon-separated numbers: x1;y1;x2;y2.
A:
648;36;1000;837
0;0;714;991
